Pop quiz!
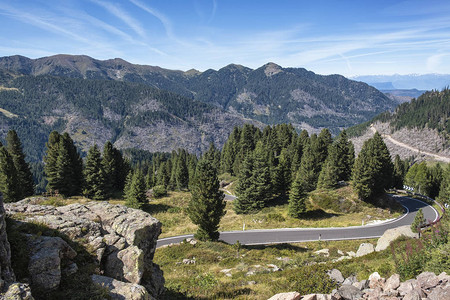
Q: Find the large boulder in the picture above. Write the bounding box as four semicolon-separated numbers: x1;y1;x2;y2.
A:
5;199;165;298
375;225;418;251
355;243;374;257
26;235;77;291
91;274;152;300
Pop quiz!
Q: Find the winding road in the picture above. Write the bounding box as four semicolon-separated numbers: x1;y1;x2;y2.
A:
370;125;450;163
156;196;439;248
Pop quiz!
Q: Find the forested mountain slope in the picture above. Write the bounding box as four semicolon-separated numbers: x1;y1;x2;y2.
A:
0;70;259;161
349;89;450;161
0;55;397;134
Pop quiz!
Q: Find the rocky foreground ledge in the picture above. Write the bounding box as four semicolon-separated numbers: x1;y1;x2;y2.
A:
269;270;449;300
2;197;165;299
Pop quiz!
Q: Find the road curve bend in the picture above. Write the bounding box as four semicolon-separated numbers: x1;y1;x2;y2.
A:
156;196;439;248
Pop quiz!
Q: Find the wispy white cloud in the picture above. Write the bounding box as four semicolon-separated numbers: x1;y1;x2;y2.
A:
128;0;175;39
90;0;146;39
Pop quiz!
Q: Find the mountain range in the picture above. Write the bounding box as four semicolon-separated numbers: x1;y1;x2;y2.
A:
0;54;398;160
352;74;450;91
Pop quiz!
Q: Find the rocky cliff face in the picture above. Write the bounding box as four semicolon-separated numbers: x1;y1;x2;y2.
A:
5;198;165;299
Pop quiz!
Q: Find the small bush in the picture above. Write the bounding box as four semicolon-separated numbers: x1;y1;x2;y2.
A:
152;185;167;198
266;213;285;222
424;243;450;274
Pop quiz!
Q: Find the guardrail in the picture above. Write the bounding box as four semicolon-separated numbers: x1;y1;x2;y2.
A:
389;189;446;227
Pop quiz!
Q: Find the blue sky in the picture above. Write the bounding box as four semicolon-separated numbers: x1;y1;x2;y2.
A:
0;0;449;76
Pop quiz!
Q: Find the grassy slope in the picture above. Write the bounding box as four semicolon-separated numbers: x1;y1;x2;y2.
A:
140;186;402;238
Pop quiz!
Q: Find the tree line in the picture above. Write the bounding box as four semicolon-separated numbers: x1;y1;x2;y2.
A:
1;124;449;241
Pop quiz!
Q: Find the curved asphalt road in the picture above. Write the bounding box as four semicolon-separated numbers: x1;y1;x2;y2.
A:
156;196;439;248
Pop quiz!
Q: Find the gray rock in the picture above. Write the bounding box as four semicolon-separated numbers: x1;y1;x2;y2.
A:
397;279;420;296
346;251;356;257
3;283;34;300
375;225;418;252
416;271;440;289
427;285;450;300
267;291;301;300
327;269;345;284
368;272;385;289
336;284;363;300
314;248;329;257
267;264;282;272
384;274;400;292
26;234;77;291
355;243;374;257
352;280;369;291
6;199;165;298
403;290;422;300
91;274;152;300
342;275;357;286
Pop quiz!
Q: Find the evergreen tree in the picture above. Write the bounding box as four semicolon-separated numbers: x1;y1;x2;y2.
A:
220;127;240;175
438;164;450;205
102;141;116;196
62;133;83;196
317;152;339;189
234;155;261;214
411;208;425;233
252;141;273;205
203;142;221;171
288;171;307;218
0;146;20;202
54;136;75;197
297;143;320;192
124;169;147;209
6;130;34;198
83;145;107;200
413;162;432;195
187;159;226;241
429;164;443;199
44;131;62;192
392;155;408;189
272;148;291;198
156;162;169;187
334;130;355;181
176;149;189;190
352;132;394;201
316;128;333;166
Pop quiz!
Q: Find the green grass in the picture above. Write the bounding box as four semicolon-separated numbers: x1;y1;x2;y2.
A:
143;186;403;238
154;238;390;299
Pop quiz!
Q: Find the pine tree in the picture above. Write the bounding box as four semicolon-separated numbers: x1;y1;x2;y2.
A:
6;130;34;198
334;130;355;181
438;164;450;205
203;142;221;171
289;171;307;218
124;169;147;209
317;152;339;189
187;159;226;241
156;162;169;187
352;132;394;201
44;131;62;192
234;155;260;214
392;155;407;189
252;141;273;205
297;143;320;192
102;141;116;196
0;146;20;202
83;145;107;200
176;149;189;190
62;133;83;196
411;208;425;233
54;136;74;197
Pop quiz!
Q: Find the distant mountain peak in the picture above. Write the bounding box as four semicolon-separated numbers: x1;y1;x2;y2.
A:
263;62;282;77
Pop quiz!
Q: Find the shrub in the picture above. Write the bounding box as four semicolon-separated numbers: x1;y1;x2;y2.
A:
391;240;427;280
152;185;167;198
424;243;450;274
266;213;286;222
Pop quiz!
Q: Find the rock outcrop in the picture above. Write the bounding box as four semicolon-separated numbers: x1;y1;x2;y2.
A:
272;271;450;300
0;194;34;299
91;274;152;300
5;198;165;298
375;225;418;252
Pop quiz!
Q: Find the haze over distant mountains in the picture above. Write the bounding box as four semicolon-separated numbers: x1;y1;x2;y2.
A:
352;74;450;91
0;54;399;160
